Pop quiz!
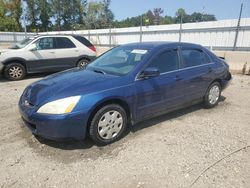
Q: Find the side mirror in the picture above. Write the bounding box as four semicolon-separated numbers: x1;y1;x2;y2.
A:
28;43;37;51
139;67;160;80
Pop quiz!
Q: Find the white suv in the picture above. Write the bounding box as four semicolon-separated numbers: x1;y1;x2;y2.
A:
0;35;96;80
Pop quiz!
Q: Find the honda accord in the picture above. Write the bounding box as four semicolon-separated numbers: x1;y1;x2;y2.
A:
19;42;232;145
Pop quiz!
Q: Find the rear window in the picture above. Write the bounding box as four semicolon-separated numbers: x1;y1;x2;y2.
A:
181;48;211;68
73;35;93;47
56;37;76;49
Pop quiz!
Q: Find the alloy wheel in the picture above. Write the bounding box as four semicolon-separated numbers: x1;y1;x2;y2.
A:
9;66;23;79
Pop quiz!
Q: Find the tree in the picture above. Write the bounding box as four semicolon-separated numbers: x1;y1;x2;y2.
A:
190;12;216;22
174;8;216;24
200;14;216;22
6;0;22;31
145;10;154;25
161;15;174;25
153;8;163;25
24;0;39;31
84;0;113;29
37;0;52;31
175;8;191;23
0;0;20;31
51;0;87;31
51;0;62;30
102;0;114;27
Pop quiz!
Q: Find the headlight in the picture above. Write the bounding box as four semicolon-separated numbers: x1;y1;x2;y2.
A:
37;96;81;114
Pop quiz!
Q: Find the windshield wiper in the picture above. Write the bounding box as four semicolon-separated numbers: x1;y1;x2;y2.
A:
93;69;106;75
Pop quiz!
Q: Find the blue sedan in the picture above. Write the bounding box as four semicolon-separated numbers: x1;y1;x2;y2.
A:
19;42;232;145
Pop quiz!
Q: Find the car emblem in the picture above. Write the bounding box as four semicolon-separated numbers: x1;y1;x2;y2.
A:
24;100;30;107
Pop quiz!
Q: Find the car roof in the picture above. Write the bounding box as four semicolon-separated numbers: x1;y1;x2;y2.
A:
29;34;86;39
122;41;203;49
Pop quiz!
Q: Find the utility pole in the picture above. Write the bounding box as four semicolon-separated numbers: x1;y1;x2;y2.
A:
23;16;27;38
179;15;183;42
109;24;112;48
140;15;143;42
201;6;205;22
233;3;243;51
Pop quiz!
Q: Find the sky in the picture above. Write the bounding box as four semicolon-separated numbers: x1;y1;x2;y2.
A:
94;0;250;21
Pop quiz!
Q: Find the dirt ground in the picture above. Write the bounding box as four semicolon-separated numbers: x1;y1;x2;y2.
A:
0;74;249;188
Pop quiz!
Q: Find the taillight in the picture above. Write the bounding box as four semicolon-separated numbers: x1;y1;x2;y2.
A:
89;46;96;52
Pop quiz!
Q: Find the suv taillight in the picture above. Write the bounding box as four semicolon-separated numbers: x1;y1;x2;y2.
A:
89;46;96;52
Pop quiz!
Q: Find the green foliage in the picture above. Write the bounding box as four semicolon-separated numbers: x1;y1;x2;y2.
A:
115;8;216;28
0;0;22;31
24;0;39;31
38;0;52;31
0;1;217;32
84;0;114;29
174;8;216;23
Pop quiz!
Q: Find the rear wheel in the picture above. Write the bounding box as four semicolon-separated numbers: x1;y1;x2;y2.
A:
4;63;26;81
204;82;221;108
89;104;127;145
77;59;90;68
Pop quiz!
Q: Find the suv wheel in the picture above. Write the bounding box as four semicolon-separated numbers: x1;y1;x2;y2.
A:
204;82;221;108
77;59;90;68
4;63;26;81
89;104;127;145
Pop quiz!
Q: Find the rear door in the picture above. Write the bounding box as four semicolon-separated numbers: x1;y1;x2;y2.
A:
26;37;57;72
179;47;214;102
135;47;186;120
53;37;80;69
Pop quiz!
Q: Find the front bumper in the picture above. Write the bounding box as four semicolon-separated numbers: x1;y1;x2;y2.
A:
19;101;88;141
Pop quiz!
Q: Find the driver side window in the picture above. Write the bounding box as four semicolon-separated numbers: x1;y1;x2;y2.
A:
35;37;55;50
148;50;179;73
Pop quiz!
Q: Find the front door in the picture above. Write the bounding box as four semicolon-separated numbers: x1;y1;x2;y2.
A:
26;37;57;73
135;48;186;121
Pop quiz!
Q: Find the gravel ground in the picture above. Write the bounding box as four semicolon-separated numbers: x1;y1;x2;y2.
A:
0;74;249;188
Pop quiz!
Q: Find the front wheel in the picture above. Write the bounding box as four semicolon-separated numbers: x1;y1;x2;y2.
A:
204;82;221;108
89;104;127;145
4;63;26;81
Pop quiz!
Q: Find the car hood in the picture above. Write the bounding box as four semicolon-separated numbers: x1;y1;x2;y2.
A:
24;68;127;106
0;48;15;53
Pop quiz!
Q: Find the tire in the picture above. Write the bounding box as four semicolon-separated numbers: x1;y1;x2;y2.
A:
77;59;90;68
4;63;26;81
89;104;127;145
204;82;221;108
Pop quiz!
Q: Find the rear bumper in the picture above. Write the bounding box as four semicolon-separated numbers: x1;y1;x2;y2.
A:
221;71;232;90
0;62;3;73
19;103;88;141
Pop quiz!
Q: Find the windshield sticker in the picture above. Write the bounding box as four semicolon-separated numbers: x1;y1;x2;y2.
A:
131;49;148;54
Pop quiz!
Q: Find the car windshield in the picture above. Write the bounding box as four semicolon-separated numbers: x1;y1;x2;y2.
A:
86;46;151;76
10;37;34;49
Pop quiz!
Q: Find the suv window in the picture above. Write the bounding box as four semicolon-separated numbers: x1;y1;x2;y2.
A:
73;35;93;47
35;37;55;50
56;37;76;49
181;48;210;68
148;50;179;73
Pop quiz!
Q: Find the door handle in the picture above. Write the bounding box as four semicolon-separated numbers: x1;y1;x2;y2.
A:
49;52;55;54
175;75;183;81
208;67;212;73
